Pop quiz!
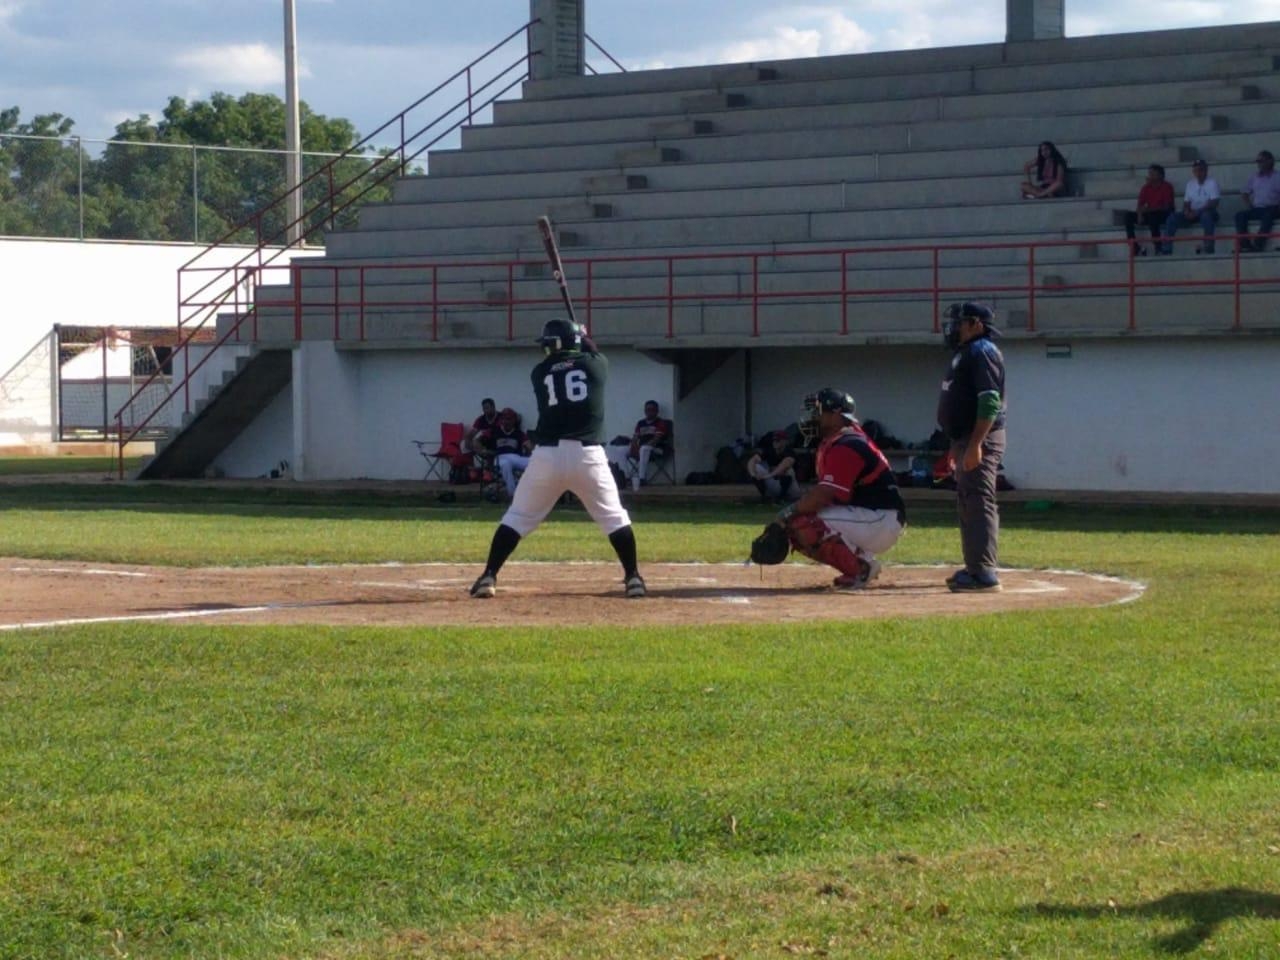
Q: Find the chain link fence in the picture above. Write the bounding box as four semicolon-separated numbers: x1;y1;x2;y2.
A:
0;134;398;244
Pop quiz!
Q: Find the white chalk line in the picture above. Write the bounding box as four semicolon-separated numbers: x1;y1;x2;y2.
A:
8;566;150;578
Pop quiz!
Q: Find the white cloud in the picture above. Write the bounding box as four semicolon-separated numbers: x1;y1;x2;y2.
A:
171;43;302;88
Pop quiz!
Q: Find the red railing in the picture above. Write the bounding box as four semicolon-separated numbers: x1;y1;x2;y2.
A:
254;232;1279;344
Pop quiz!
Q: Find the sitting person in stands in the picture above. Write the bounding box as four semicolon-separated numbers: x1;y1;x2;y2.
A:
627;400;672;490
476;407;531;499
747;430;802;504
1122;163;1176;255
1162;159;1220;254
1234;149;1278;252
1020;141;1069;199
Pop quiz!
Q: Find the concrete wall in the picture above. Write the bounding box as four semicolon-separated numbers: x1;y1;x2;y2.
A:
0;238;274;442
214;344;678;481
745;338;1280;494
208;336;1280;494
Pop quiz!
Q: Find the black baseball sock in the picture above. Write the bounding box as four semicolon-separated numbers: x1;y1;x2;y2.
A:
483;523;522;577
608;525;639;578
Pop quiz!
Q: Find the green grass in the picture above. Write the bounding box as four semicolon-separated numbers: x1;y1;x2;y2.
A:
0;456;143;477
1;485;1278;959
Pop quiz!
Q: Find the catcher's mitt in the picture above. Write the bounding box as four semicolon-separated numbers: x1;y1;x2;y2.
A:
749;521;790;565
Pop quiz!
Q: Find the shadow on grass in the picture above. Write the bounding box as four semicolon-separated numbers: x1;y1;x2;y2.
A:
1;482;1278;534
1028;887;1280;954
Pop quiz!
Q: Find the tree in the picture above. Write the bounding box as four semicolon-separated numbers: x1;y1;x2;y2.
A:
93;92;395;245
0;108;103;238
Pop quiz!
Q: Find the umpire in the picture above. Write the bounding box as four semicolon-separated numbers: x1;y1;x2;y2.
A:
937;301;1006;592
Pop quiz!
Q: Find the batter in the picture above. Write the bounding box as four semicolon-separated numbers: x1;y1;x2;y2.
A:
469;318;646;599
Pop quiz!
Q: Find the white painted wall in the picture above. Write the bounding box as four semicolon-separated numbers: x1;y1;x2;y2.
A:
209;336;1280;493
1008;337;1280;493
675;350;748;477
747;338;1280;494
0;238;272;442
214;344;677;480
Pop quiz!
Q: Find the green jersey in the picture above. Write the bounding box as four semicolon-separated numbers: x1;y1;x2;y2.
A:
530;348;608;444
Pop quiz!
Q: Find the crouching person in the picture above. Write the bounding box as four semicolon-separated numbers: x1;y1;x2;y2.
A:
781;388;906;591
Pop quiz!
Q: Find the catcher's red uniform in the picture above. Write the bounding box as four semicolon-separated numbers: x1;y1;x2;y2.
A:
786;426;906;586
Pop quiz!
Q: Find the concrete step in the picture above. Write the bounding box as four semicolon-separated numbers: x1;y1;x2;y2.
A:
400;131;1266;204
1119;145;1199;166
426;100;1279;179
469;76;1278;153
583;173;649;193
516;24;1280;117
1148;114;1230;136
616;146;682;166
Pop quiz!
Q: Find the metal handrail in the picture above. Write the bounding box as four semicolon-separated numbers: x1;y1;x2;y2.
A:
585;33;627;73
115;20;541;474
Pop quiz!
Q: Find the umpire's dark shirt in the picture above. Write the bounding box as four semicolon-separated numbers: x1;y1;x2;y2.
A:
936;335;1006;441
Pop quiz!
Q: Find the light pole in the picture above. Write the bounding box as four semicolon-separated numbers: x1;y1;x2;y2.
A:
284;0;302;245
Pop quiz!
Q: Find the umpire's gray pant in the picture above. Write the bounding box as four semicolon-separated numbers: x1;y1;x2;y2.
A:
951;427;1005;578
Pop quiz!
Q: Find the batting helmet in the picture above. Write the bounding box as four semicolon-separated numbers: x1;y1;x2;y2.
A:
537;317;582;353
943;301;999;349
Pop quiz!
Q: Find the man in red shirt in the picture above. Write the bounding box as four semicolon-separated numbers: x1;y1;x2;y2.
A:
1122;163;1176;256
778;388;907;591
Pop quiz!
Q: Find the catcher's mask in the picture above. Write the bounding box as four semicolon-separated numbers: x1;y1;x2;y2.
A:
799;387;857;443
537;317;582;353
942;301;998;349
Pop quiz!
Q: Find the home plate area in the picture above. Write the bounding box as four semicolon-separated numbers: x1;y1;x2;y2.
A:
0;560;1143;630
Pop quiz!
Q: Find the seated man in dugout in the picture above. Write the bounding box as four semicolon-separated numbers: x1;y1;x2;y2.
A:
747;430;802;504
1020;141;1069;199
1122;163;1176;256
464;397;500;454
626;400;673;490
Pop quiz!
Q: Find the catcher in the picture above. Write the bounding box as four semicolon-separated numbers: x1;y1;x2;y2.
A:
750;388;906;590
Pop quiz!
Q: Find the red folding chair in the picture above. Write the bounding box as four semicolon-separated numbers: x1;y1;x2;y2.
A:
413;422;467;482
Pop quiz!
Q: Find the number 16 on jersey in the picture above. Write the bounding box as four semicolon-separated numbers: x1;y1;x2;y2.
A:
544;368;588;406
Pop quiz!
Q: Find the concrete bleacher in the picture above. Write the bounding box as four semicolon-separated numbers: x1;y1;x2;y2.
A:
243;21;1280;349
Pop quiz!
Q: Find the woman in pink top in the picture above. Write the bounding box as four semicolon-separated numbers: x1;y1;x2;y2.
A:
1020;141;1069;199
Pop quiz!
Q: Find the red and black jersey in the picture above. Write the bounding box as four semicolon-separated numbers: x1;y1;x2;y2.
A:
483;426;529;457
815;426;906;518
633;416;672;448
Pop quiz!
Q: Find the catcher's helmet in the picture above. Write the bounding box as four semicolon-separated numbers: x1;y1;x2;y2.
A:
537;317;582;353
943;301;999;349
800;387;857;442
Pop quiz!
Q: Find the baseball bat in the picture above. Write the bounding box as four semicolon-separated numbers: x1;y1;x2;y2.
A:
536;215;577;324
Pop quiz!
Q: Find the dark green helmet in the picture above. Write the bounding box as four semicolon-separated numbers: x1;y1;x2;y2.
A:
536;317;582;353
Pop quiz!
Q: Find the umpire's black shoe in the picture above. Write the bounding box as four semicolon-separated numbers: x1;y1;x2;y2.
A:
469;573;496;599
624;574;647;599
948;570;1001;592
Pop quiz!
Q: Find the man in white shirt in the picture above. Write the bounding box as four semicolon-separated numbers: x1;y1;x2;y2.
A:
1234;149;1279;252
1162;159;1221;254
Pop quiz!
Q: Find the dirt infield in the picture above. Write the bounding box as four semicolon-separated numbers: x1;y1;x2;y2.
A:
0;558;1142;630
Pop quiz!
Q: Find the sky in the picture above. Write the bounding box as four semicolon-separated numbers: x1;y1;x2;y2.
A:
1;0;1276;148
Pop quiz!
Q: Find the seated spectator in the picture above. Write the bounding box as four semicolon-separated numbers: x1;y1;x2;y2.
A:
464;397;499;453
1020;141;1069;199
747;430;802;503
1122;163;1176;256
477;407;531;500
1162;159;1221;254
627;400;673;490
1234;149;1279;252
